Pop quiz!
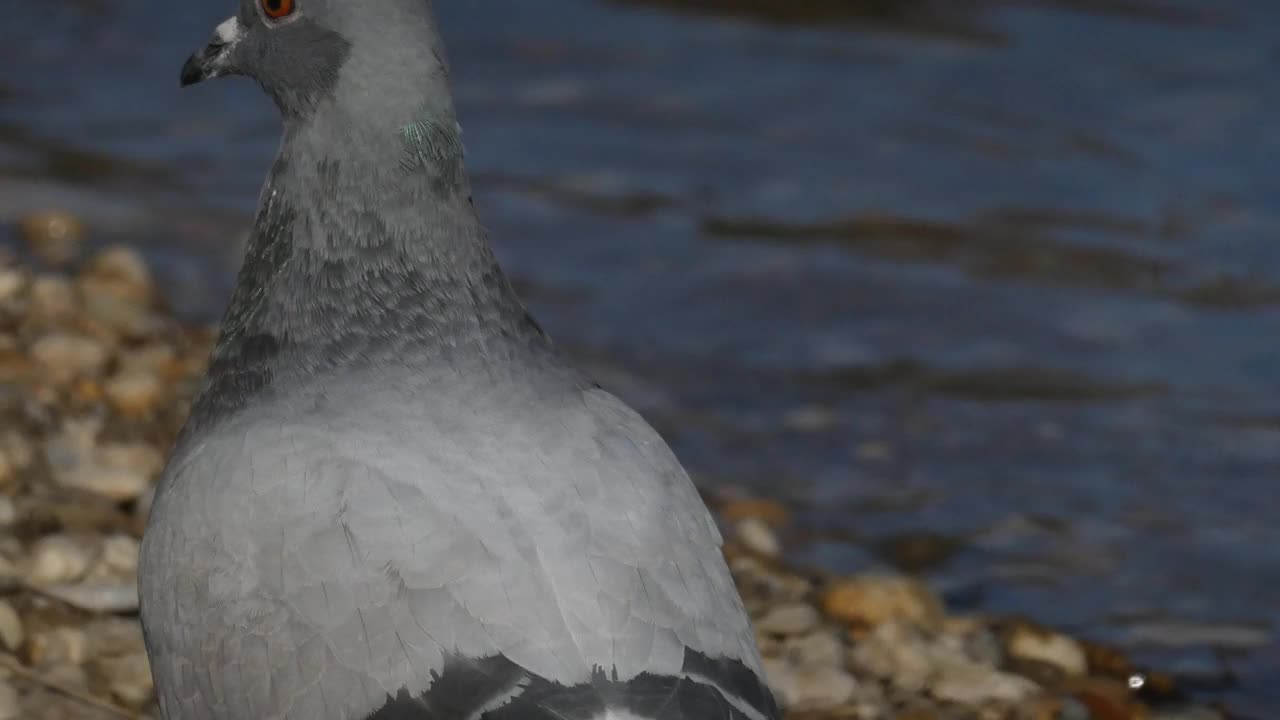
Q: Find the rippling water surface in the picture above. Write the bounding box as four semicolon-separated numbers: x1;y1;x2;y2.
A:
3;0;1278;712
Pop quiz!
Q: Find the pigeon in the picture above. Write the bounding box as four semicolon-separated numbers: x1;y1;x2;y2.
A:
139;1;780;719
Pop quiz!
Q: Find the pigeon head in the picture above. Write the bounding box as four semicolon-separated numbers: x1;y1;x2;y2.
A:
181;0;455;125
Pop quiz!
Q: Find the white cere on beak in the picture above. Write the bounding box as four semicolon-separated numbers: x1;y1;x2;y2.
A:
215;16;245;45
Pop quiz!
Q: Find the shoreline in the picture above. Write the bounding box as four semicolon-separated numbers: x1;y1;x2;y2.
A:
0;221;1241;719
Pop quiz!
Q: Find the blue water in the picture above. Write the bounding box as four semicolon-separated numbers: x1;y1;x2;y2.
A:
3;0;1277;712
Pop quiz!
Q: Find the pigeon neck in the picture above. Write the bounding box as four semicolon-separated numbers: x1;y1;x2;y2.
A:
188;120;553;429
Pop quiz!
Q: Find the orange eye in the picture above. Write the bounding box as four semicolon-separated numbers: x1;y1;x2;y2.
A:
261;0;295;19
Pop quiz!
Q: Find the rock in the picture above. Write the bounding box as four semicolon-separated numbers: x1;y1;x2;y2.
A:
789;664;859;709
98;534;140;576
849;621;935;693
96;652;154;707
24;626;90;666
29;333;110;383
0;679;18;720
763;657;859;710
756;603;821;636
736;517;781;557
1005;621;1088;677
0;431;34;472
19;210;86;265
82;246;153;304
0;269;23;304
27;275;78;324
25;534;100;585
822;575;944;631
43;661;90;690
0;599;23;652
0;497;14;527
721;498;791;527
83;617;146;657
784;630;843;668
0;454;12;489
1066;677;1144;720
39;582;139;613
104;369;163;416
928;656;1039;705
46;421;161;501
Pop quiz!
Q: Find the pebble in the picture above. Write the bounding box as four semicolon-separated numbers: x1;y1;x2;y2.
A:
46;423;161;501
1006;622;1088;677
736;517;781;557
24;626;90;666
763;657;860;710
104;369;164;416
0;680;17;720
721;498;791;527
0;599;23;652
97;652;155;707
27;275;78;324
783;630;843;668
39;581;139;614
25;534;100;586
849;620;935;692
19;210;86;265
822;574;945;630
929;657;1039;705
0;432;34;472
82;246;154;303
756;603;820;636
0;270;23;304
98;534;140;575
28;333;110;382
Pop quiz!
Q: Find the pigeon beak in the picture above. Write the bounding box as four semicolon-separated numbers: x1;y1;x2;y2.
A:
181;16;244;87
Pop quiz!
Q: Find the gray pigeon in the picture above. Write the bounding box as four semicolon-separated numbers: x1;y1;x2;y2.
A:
139;1;779;719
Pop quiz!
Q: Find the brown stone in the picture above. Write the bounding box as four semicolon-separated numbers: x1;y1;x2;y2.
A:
721;498;791;527
821;575;944;630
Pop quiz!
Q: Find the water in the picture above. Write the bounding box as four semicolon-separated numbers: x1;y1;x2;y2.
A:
3;0;1278;712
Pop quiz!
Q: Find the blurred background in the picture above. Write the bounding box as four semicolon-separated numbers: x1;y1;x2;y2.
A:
2;0;1278;717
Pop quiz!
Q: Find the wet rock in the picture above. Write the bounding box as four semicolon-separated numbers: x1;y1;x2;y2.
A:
0;599;23;652
1065;676;1148;720
822;574;944;631
29;333;110;383
736;517;781;557
19;210;86;265
1005;621;1088;677
25;534;100;586
104;369;163;417
756;603;820;636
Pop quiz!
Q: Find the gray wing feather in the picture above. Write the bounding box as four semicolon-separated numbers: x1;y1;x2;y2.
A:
140;387;761;720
